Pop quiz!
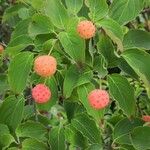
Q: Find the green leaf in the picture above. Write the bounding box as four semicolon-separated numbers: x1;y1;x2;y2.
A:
118;58;139;80
144;0;150;7
8;147;19;150
0;124;10;135
63;65;79;98
28;0;45;10
28;14;54;38
122;49;150;97
43;39;57;52
77;84;104;121
131;126;150;150
115;134;131;145
49;127;65;150
113;118;144;142
2;4;24;22
109;0;144;25
65;125;88;149
93;54;108;78
108;74;136;117
6;35;33;56
65;0;83;14
0;96;25;131
18;7;30;20
64;101;86;122
63;65;93;98
8;52;33;93
23;105;34;120
120;145;136;150
0;74;9;95
12;18;31;39
22;138;47;150
85;0;108;22
8;35;33;47
34;34;53;51
123;30;150;50
37;77;58;111
16;121;47;141
45;0;69;29
75;69;93;87
86;144;103;150
0;124;15;149
97;18;124;51
58;31;85;62
107;115;125;127
71;113;102;144
97;35;118;68
66;16;79;33
0;134;15;149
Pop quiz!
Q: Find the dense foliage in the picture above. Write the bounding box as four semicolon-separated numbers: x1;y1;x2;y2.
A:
0;0;150;149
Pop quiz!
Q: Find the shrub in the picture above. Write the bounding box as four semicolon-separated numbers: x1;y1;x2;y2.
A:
0;0;150;149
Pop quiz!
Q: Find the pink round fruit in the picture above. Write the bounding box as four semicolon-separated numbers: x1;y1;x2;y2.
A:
34;55;57;77
32;84;51;104
77;20;96;39
0;44;4;54
142;115;150;122
88;89;110;110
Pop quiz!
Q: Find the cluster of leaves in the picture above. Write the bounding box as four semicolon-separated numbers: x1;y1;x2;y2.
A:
0;0;150;149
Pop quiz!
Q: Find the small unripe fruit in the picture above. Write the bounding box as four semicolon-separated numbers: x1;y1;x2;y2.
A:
88;89;109;110
142;115;150;122
77;20;96;39
34;55;57;77
0;44;4;54
32;84;51;103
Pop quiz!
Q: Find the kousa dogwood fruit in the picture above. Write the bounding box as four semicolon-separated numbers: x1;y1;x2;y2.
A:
34;55;57;77
142;115;150;122
0;44;4;53
32;84;51;103
88;89;110;109
77;20;96;39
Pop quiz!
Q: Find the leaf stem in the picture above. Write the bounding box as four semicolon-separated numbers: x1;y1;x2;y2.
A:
99;78;102;89
48;40;57;55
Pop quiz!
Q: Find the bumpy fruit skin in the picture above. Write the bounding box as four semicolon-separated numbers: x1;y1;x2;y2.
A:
88;89;110;110
34;55;57;77
0;44;4;53
32;84;51;103
142;115;150;122
77;20;96;39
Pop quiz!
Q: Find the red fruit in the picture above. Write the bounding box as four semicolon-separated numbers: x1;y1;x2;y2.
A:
34;55;57;77
0;44;4;53
77;20;96;39
142;115;150;122
88;89;109;110
32;84;51;104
